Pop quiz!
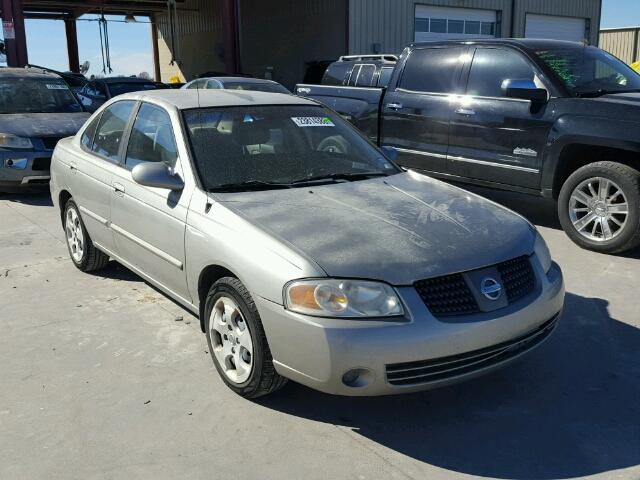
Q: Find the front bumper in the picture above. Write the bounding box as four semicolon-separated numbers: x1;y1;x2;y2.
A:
257;258;564;396
0;151;51;189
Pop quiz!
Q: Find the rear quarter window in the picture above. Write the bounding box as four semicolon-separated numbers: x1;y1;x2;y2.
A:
399;47;466;94
322;63;352;86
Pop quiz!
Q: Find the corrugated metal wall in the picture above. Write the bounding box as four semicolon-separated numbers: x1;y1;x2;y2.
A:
512;0;601;43
155;0;224;82
348;0;601;54
600;28;640;64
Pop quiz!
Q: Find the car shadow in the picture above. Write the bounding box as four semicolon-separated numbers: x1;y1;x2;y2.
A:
0;191;53;206
89;261;144;282
256;292;639;480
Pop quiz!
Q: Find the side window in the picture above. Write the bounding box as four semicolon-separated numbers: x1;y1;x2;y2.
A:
96;83;108;99
466;48;537;98
378;67;394;87
85;82;97;96
125;103;178;169
355;65;376;87
80;114;101;149
91;101;135;162
399;47;466;93
322;62;352;86
206;80;221;89
347;65;361;86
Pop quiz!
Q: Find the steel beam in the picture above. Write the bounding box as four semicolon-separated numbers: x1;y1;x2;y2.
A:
64;17;79;72
221;0;240;74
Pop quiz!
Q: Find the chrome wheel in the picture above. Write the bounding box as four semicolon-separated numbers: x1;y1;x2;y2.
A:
209;296;253;384
65;206;84;263
569;177;629;242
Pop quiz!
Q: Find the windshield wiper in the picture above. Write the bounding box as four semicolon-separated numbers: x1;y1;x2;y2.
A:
290;171;389;185
209;180;292;192
575;88;640;98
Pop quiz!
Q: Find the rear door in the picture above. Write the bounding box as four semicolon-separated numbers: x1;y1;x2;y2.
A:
69;100;136;254
381;45;468;173
448;46;553;188
109;102;192;301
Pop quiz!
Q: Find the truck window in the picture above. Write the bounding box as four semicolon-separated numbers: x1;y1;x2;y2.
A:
322;63;352;86
467;47;537;98
355;65;376;87
378;67;394;87
399;47;466;94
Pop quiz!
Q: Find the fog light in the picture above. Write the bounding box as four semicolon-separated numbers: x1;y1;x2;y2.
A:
4;158;27;169
341;368;373;388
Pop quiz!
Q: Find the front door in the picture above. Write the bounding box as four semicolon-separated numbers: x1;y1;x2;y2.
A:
448;46;554;189
110;102;191;302
381;45;468;174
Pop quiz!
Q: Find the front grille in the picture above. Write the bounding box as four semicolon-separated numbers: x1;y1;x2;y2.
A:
42;137;63;150
31;157;51;171
497;256;535;303
386;315;558;386
414;255;536;317
414;273;480;317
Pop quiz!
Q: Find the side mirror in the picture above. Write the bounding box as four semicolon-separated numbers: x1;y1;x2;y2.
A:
381;145;398;161
501;79;548;103
132;162;184;191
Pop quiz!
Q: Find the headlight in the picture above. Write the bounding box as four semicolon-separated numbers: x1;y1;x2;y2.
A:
0;133;33;149
285;279;404;318
534;231;552;274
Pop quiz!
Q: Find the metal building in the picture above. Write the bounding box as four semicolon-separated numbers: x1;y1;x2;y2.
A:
600;26;640;65
156;0;602;87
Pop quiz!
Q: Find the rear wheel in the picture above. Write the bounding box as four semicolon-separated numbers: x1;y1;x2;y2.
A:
558;161;640;253
204;277;287;398
64;199;110;271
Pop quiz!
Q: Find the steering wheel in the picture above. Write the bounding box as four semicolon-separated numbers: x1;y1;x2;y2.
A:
317;135;349;155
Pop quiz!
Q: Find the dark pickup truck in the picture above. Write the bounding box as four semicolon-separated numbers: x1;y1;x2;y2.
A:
296;39;640;254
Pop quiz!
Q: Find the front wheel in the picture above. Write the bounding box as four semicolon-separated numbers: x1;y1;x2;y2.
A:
558;161;640;254
204;277;287;398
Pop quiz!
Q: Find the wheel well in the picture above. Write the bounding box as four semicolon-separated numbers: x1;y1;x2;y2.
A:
197;265;237;331
58;190;72;225
553;144;639;199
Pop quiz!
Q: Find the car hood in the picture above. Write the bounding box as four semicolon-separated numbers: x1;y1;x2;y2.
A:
214;172;535;285
0;112;90;138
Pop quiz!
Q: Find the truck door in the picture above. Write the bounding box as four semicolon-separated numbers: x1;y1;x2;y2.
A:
380;46;468;174
448;46;553;189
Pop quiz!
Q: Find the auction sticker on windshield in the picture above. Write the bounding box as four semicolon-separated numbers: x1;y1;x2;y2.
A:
291;117;335;127
45;83;69;90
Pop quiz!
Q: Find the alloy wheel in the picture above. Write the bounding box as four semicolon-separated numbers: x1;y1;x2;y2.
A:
209;296;253;384
65;206;84;262
568;176;629;242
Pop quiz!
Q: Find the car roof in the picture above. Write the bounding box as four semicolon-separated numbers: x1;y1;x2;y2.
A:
409;38;589;51
115;89;315;110
198;77;281;85
0;67;61;79
99;76;157;84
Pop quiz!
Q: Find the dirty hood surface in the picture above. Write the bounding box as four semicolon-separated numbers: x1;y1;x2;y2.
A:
0;112;90;138
214;172;535;285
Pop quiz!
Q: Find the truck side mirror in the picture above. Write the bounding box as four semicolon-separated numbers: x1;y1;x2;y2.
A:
501;79;548;104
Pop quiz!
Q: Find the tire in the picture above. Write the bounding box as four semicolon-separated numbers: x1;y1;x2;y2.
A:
204;277;287;398
558;161;640;254
63;199;110;272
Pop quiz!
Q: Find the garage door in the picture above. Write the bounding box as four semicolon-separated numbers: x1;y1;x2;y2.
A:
415;5;497;42
525;14;587;42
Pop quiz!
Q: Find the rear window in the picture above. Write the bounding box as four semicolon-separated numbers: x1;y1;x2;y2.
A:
0;77;82;114
107;82;162;97
223;82;290;94
399;47;466;94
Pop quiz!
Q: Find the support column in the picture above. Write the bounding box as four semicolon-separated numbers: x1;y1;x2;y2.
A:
150;14;161;82
221;0;240;74
64;18;79;73
1;0;27;67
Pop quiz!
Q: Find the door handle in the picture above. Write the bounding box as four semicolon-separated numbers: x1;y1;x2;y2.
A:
69;161;77;173
386;103;403;110
455;108;476;116
113;182;125;196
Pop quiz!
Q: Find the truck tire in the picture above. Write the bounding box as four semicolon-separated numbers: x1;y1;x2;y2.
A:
204;277;287;398
558;161;640;254
64;199;110;271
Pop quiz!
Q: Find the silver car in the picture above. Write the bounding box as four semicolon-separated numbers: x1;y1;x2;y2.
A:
50;90;564;398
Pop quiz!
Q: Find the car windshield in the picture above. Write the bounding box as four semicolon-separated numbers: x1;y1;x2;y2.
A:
107;82;162;96
535;45;640;97
223;82;290;94
183;105;399;191
0;77;83;113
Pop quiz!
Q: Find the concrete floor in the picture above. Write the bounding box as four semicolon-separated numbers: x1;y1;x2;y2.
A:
1;188;639;480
